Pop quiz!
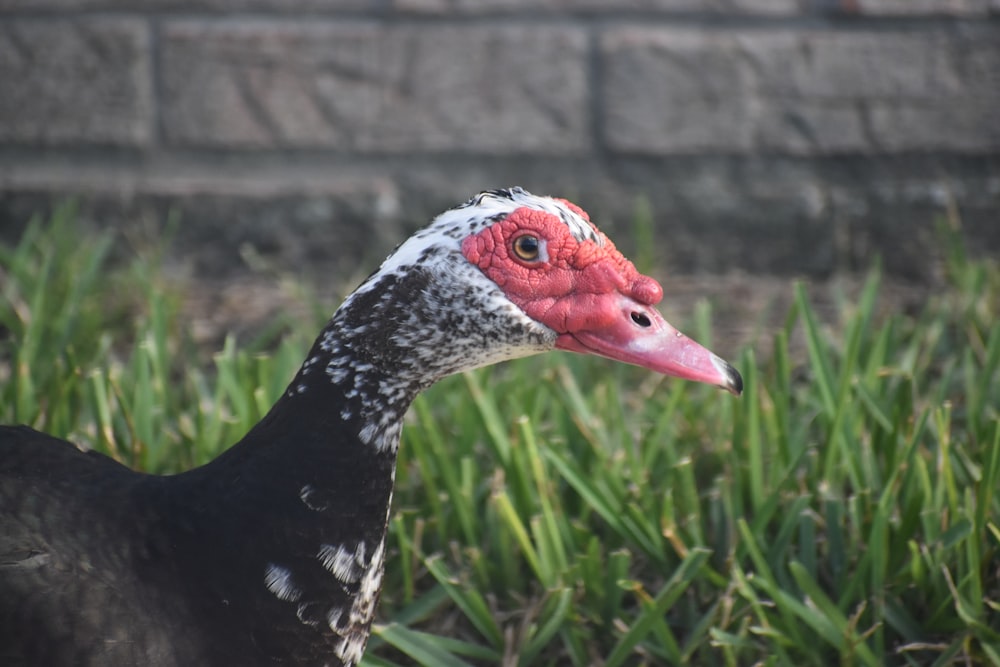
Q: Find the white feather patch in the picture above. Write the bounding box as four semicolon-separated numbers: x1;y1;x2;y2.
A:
264;563;301;602
317;543;366;585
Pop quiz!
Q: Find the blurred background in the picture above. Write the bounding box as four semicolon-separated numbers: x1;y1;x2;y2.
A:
2;6;999;663
1;1;998;335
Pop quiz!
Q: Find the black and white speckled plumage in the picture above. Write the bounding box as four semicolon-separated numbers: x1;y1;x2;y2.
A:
0;188;606;666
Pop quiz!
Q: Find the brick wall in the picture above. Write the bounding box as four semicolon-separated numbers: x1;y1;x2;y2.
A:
1;1;998;279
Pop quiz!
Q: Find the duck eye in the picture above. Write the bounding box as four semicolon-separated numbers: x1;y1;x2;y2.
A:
512;235;541;261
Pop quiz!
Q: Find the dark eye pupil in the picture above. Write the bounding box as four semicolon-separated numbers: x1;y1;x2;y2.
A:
515;236;538;258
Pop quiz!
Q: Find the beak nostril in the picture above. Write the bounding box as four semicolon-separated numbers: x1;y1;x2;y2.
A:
630;312;652;328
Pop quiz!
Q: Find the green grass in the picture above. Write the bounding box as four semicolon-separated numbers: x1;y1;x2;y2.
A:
1;208;998;666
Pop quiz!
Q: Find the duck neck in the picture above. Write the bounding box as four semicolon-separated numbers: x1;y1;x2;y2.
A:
278;269;447;454
281;260;553;452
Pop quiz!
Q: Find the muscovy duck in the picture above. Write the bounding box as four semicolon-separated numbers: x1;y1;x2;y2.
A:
0;188;742;666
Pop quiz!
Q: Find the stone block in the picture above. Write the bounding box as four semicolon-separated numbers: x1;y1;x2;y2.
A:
602;29;754;152
743;28;1000;151
742;31;965;99
393;0;801;14
601;27;1000;154
0;0;375;10
0;19;152;146
850;0;991;15
161;21;589;153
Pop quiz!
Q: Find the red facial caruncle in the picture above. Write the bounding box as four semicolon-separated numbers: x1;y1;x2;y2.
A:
461;204;743;395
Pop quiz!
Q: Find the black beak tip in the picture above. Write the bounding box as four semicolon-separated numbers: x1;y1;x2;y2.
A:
723;361;744;396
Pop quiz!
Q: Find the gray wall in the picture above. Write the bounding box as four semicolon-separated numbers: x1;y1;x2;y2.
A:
1;1;998;280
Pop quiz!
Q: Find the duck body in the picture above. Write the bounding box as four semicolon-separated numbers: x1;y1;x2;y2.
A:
0;188;741;666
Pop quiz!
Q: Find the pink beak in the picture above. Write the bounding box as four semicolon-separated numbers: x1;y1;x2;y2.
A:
553;293;743;395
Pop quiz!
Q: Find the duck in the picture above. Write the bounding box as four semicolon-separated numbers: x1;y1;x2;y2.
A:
0;187;742;666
